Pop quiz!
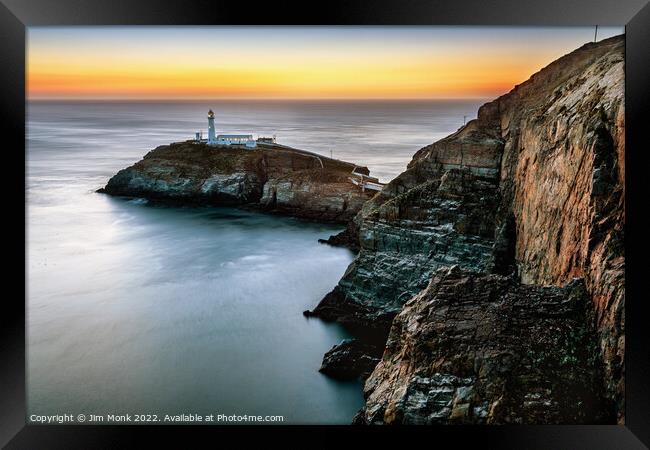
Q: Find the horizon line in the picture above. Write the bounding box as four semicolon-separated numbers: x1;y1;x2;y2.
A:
27;96;493;102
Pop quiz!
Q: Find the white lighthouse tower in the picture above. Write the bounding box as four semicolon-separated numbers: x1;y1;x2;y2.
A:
207;109;216;144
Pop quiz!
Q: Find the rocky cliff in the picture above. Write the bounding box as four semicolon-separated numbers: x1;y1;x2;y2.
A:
312;120;503;334
313;35;625;423
356;267;611;424
493;36;625;421
100;142;375;223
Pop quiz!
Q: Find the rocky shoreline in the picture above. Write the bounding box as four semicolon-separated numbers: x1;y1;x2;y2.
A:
310;35;625;424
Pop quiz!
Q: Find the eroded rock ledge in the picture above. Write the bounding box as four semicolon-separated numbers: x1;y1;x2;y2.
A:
99;142;376;223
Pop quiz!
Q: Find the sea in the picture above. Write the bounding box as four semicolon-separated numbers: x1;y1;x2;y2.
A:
26;99;485;424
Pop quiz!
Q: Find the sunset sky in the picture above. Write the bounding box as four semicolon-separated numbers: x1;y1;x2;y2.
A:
27;26;624;100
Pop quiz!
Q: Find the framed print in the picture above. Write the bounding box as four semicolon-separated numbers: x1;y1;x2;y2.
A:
2;0;649;447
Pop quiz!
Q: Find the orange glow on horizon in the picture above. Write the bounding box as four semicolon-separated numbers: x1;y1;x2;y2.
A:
27;27;624;100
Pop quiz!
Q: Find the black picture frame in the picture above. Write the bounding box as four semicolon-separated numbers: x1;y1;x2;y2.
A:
2;0;649;447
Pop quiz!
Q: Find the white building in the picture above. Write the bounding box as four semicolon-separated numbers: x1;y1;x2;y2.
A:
196;109;257;148
216;134;256;147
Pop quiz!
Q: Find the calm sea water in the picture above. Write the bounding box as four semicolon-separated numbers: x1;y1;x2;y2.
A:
26;99;485;424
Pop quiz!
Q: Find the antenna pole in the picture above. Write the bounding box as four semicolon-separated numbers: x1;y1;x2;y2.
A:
594;25;598;42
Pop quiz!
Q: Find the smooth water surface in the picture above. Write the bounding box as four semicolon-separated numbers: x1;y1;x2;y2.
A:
27;99;484;423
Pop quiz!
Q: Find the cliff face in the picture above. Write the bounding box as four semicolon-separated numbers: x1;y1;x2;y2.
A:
493;37;625;418
356;267;611;425
314;35;625;423
101;142;374;223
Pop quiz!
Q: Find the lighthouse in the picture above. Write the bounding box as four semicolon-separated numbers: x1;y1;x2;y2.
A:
207;109;216;144
193;109;258;148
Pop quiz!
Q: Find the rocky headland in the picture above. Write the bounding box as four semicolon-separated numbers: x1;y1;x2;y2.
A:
312;35;625;424
99;142;376;223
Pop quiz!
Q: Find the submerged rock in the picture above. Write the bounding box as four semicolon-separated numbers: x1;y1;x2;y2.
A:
100;142;376;224
319;339;382;380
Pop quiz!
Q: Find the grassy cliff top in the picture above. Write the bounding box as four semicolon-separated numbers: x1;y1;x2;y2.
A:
139;141;369;179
